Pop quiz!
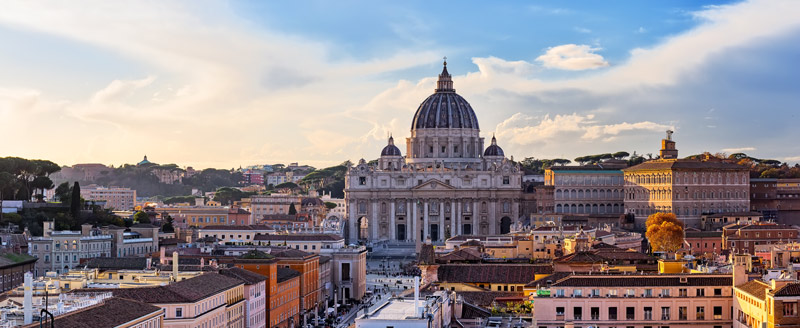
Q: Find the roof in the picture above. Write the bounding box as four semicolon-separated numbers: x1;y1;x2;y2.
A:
556;249;654;263
737;280;770;300
0;253;37;267
705;211;763;218
437;264;552;284
159;237;183;245
685;231;723;238
270;248;314;259
460;240;483;247
253;233;343;241
200;225;255;230
219;267;267;285
130;223;159;229
525;272;572;287
319;255;331;265
552;274;732;287
92;272;244;303
84;257;149;270
773;283;800;297
27;297;161;328
456;291;521;307
623;159;747;171
277;267;301;283
438;248;483;262
418;244;436;265
381;136;402;156
724;223;796;231
483;136;504;157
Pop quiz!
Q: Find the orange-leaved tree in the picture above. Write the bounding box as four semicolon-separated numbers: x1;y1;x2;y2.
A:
645;212;685;253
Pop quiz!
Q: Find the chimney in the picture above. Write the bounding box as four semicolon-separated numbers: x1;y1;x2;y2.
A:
160;247;166;264
414;276;421;317
23;272;32;325
200;258;205;269
733;254;749;286
146;258;152;270
172;251;179;281
81;223;92;236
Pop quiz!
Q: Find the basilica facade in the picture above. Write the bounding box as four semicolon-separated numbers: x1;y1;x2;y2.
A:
344;61;523;244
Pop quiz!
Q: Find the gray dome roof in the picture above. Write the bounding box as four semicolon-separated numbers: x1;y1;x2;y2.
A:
411;61;479;130
483;136;504;157
380;136;402;156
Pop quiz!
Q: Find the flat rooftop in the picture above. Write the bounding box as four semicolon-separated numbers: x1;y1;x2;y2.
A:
367;299;419;320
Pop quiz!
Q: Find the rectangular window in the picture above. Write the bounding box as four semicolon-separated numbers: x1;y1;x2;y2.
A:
626;307;635;320
573;307;582;320
696;288;705;297
503;176;510;185
696;306;705;320
644;289;652;297
644;307;652;320
713;306;722;320
609;307;617;320
661;307;670;320
679;307;687;320
678;288;687;297
176;308;183;318
785;302;798;316
573;289;582;297
591;307;600;320
662;289;670;297
714;288;722;296
359;177;366;185
556;307;565;316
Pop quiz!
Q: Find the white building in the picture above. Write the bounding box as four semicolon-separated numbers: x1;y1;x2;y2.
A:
345;61;523;244
81;185;137;210
28;222;112;276
355;287;452;328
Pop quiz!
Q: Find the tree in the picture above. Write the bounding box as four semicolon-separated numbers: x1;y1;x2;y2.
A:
324;202;337;210
645;212;684;253
70;182;81;220
133;211;151;224
31;176;54;202
54;182;72;203
162;214;175;232
612;151;630;159
288;203;297;215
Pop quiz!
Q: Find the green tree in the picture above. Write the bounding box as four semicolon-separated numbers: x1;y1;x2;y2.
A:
54;182;72;203
162;214;175;232
612;151;630;159
324;202;337;210
70;182;81;220
31;176;54;202
288;203;297;215
133;211;151;224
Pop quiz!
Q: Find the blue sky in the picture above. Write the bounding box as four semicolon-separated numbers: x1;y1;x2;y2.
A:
0;0;798;168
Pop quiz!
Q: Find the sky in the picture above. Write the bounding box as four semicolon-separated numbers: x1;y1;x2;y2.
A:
1;0;799;169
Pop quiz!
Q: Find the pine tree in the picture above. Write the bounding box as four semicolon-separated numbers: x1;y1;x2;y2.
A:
288;203;297;215
70;182;81;220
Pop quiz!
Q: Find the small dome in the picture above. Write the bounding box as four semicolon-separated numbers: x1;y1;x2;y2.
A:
301;197;324;207
483;135;504;157
380;136;402;156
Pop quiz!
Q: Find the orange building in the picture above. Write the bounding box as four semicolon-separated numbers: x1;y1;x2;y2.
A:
272;248;321;318
232;258;301;328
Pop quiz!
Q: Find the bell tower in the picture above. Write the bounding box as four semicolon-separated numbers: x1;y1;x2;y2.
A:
660;130;678;159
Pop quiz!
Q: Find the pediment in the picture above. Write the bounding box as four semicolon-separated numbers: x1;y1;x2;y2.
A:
412;179;456;190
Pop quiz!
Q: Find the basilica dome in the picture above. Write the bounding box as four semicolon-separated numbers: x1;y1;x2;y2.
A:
380;136;402;156
411;61;479;130
483;136;504;157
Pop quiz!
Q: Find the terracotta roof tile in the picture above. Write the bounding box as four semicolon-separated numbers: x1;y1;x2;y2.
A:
277;267;301;283
552;274;732;288
437;264;552;284
219;267;267;285
773;283;800;297
737;280;770;300
23;297;162;328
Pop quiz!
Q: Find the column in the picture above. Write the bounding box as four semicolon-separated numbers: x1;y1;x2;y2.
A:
439;201;445;241
423;200;429;240
456;200;462;236
489;201;497;235
450;201;456;240
390;202;396;242
473;201;479;234
412;200;418;241
348;200;357;244
406;199;412;242
371;201;379;241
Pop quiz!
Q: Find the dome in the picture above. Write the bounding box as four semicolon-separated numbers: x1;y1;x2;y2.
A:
411;61;479;130
483;135;504;157
380;136;402;156
301;197;324;207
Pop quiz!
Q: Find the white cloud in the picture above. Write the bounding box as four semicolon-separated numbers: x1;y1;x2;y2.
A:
574;27;592;34
535;44;609;70
636;27;647;34
495;112;670;146
90;76;156;104
722;147;756;153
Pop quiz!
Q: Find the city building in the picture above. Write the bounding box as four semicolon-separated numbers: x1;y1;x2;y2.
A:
80;184;137;210
751;178;779;220
701;211;762;231
248;194;302;221
271;248;321;319
623;132;750;228
81;272;246;328
28;221;113;276
197;224;275;243
545;162;627;215
0;252;37;293
345;62;523;244
723;222;799;254
684;229;724;257
99;223;160;258
355;289;453;328
230;256;301;328
220;267;267;328
529;272;733;328
159;206;251;228
253;233;344;252
21;297;164;328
